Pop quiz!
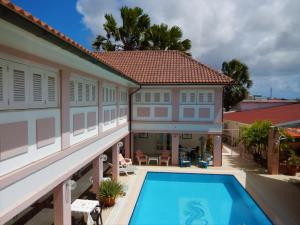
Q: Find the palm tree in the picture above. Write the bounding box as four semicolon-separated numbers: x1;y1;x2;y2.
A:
93;7;192;54
142;24;191;54
222;59;253;111
93;7;150;51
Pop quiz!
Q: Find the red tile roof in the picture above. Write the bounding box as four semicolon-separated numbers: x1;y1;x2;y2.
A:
285;128;300;138
224;103;300;125
95;51;232;85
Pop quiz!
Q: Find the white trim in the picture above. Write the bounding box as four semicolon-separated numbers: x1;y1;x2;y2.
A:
132;105;172;121
179;105;214;121
132;122;222;133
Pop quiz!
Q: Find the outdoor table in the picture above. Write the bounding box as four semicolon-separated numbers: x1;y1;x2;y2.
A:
71;199;99;225
148;156;159;165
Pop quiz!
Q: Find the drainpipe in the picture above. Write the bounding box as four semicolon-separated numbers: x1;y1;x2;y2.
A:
128;85;142;159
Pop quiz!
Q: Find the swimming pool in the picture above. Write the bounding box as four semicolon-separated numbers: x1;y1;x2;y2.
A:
129;172;273;225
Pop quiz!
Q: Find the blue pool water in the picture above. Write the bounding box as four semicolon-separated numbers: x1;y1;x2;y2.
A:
129;172;273;225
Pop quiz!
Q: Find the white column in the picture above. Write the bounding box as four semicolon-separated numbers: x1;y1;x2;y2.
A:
171;134;179;166
112;143;119;181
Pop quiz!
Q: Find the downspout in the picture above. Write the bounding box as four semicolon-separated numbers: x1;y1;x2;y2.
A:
128;85;142;159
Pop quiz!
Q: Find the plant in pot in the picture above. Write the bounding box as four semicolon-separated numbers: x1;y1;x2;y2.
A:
287;151;299;176
98;179;123;207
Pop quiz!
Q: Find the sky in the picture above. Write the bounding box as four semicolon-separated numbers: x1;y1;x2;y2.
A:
12;0;300;99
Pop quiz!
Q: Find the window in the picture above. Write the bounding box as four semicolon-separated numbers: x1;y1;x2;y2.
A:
33;73;42;102
207;93;213;103
92;85;96;102
135;93;141;102
0;60;8;109
47;76;56;103
190;93;195;103
86;84;90;101
69;76;97;106
77;82;83;102
154;93;160;103
199;93;204;103
69;80;75;102
145;93;151;102
164;93;170;103
181;93;187;103
102;86;116;105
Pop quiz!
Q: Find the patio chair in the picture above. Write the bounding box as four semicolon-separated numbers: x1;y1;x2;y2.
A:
119;153;132;166
107;163;136;176
91;204;103;225
135;150;148;166
179;152;191;167
159;150;171;166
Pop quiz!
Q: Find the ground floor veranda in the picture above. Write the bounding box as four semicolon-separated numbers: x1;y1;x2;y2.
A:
5;146;300;225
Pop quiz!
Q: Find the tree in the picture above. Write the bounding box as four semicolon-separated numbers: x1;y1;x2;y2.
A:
93;7;150;51
93;7;191;54
241;120;272;165
222;59;253;111
141;24;191;54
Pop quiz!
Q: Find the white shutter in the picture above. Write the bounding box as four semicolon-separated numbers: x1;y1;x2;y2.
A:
78;82;83;103
69;80;75;105
9;62;28;109
46;73;57;107
33;73;43;103
85;83;90;102
0;60;8;110
92;84;96;104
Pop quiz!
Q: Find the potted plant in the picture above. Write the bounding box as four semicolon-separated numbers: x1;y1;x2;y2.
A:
287;151;299;176
98;179;123;207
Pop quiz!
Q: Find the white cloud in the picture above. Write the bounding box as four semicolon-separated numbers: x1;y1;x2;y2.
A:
76;0;300;99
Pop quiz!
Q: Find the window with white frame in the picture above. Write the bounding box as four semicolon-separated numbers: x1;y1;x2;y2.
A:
145;92;151;102
102;85;116;105
135;93;141;102
69;76;98;106
0;58;58;110
163;92;170;103
154;93;160;103
180;90;214;105
119;89;128;104
134;91;171;104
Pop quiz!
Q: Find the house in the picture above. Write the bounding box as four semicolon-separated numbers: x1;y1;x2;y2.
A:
0;1;231;224
223;103;300;145
236;99;297;111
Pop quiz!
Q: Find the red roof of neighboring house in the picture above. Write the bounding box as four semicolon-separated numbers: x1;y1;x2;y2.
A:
285;128;300;138
0;0;232;86
224;103;300;125
95;51;232;85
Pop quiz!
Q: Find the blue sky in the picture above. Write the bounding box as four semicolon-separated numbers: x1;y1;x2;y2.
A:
13;0;93;49
11;0;300;99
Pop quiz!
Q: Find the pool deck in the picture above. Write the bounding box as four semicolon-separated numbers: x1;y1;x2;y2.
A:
105;147;300;225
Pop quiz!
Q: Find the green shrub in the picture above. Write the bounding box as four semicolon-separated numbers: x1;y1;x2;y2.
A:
98;179;123;200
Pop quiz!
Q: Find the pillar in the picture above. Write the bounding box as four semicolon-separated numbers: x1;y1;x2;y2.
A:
116;86;120;126
53;180;71;225
162;133;167;150
124;135;130;158
171;134;179;166
213;135;222;166
60;70;70;149
98;80;103;135
112;143;120;181
130;132;134;159
172;88;180;121
267;126;280;175
92;155;103;193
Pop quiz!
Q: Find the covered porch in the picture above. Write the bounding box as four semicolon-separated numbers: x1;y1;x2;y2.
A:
130;132;222;167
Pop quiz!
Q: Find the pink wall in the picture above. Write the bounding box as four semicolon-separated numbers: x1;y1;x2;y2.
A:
214;88;223;124
155;107;168;117
73;113;85;135
183;108;195;118
199;108;210;118
0;121;28;160
36;117;55;149
137;107;150;117
87;112;97;130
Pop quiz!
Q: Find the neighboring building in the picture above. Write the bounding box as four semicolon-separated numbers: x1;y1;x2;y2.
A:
285;128;300;152
223;103;300;145
236;99;297;111
0;1;231;224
